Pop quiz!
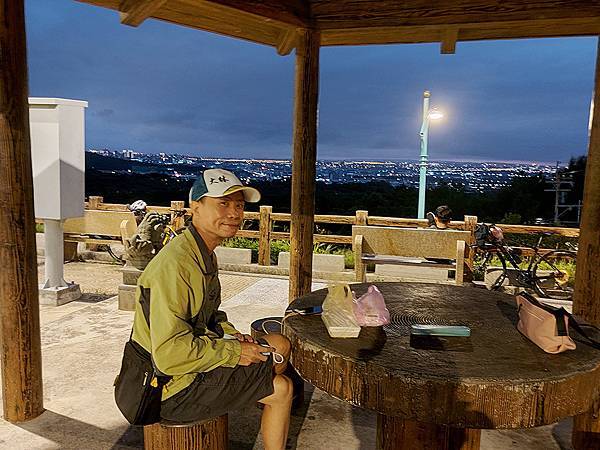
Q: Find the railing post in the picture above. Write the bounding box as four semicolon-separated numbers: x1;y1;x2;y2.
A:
88;196;103;210
258;205;273;266
170;200;186;230
356;210;368;226
463;215;478;282
86;196;104;251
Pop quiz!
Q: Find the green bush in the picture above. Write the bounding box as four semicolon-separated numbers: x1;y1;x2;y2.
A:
36;223;44;233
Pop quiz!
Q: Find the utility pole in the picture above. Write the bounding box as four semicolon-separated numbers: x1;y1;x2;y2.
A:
545;161;580;225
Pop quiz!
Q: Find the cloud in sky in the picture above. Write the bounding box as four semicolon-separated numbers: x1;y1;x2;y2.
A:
25;0;597;162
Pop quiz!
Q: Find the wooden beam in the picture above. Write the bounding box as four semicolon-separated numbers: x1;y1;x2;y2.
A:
311;1;600;29
572;36;600;450
0;0;44;422
119;0;168;27
289;28;320;302
321;18;600;47
277;28;298;56
440;28;458;54
205;0;309;28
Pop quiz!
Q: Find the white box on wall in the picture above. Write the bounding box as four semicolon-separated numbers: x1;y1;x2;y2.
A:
29;98;88;220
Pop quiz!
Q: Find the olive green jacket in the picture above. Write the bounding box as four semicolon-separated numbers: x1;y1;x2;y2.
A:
131;225;241;400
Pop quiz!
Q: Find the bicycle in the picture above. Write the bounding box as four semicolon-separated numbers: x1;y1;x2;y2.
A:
473;224;577;301
160;209;188;247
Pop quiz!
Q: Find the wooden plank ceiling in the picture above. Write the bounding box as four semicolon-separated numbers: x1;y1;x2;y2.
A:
76;1;600;54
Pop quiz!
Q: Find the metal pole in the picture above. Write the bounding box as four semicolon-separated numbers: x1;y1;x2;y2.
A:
418;91;431;219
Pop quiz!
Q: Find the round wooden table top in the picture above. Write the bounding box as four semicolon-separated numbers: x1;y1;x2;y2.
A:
284;282;600;429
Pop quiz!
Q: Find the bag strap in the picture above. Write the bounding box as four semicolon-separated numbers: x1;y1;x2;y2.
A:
566;314;600;350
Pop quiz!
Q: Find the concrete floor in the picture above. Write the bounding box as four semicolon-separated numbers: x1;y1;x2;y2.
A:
0;260;575;450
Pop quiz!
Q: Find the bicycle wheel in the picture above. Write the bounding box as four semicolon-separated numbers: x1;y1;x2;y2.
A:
532;250;577;300
474;249;507;290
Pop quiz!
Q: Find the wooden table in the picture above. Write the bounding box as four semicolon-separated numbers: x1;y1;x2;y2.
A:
284;282;600;450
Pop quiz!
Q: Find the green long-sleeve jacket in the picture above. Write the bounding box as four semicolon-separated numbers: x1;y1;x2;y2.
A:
131;225;242;400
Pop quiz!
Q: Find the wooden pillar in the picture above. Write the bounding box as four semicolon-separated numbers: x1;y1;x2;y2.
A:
0;0;44;422
289;28;320;302
258;205;272;266
572;37;600;449
376;416;480;450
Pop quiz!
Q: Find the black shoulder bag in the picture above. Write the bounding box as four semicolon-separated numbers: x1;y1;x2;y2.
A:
114;307;171;425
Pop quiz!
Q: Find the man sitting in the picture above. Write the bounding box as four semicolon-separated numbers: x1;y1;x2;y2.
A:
427;205;452;229
131;169;293;450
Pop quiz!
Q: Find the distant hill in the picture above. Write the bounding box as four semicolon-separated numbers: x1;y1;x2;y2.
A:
85;152;206;174
86;152;158;171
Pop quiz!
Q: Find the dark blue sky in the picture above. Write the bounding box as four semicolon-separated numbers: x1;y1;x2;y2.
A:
26;0;597;163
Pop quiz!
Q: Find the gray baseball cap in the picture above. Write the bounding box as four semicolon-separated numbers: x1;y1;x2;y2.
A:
189;169;261;204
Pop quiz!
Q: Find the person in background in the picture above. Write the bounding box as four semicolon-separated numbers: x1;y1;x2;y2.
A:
427;205;452;229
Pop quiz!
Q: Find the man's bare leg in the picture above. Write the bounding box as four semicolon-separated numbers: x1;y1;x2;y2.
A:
258;334;293;450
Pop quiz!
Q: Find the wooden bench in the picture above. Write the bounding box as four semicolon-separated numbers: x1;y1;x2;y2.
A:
62;209;136;245
352;225;470;285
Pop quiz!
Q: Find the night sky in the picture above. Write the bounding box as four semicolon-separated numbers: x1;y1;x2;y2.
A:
25;0;598;163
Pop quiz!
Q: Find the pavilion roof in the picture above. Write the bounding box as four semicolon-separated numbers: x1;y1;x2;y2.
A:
77;1;600;55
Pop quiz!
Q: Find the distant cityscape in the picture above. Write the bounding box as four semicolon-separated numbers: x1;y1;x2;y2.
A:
88;148;563;194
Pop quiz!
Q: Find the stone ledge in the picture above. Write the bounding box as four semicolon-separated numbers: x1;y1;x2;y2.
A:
277;252;345;273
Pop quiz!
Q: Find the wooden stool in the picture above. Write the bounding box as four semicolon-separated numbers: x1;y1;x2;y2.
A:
250;317;305;410
143;415;228;450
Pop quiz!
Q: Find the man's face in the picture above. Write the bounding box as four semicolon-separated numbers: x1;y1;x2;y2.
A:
190;191;245;245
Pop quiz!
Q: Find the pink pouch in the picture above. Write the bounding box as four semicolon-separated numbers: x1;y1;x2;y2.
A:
515;292;576;354
353;285;390;327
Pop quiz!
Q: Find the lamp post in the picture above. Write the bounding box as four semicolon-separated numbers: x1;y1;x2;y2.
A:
417;90;443;219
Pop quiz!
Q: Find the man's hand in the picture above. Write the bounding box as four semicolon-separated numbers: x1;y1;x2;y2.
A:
233;333;255;343
237;341;274;366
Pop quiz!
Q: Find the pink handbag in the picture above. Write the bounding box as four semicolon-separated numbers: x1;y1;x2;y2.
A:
353;285;390;327
516;292;600;354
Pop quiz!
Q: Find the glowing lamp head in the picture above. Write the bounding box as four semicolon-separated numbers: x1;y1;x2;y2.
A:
428;108;444;120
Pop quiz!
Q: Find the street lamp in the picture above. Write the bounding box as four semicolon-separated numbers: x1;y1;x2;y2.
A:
417;90;444;219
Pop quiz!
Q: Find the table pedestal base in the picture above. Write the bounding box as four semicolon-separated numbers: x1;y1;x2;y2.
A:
376;415;481;450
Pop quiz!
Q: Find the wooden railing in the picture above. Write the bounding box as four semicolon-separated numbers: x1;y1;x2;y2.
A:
81;196;580;266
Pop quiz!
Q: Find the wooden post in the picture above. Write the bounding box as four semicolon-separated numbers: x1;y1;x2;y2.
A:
572;37;600;449
86;196;104;250
88;195;103;209
170;200;185;230
258;205;272;266
289;28;320;302
0;0;44;422
356;210;368;225
463;215;478;282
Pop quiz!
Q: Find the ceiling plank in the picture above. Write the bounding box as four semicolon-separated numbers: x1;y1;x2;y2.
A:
157;1;284;47
310;0;600;30
321;17;600;47
205;0;310;28
440;28;458;54
277;28;299;55
119;0;167;27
